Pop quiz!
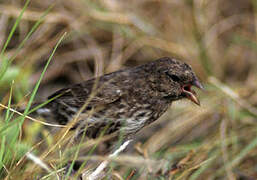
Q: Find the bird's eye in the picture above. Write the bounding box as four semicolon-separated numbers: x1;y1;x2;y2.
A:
166;72;180;82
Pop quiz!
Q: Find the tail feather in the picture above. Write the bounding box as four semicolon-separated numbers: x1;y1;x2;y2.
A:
15;102;53;118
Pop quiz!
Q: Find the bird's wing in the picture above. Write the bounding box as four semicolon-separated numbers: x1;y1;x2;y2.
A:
43;78;124;126
47;78;123;110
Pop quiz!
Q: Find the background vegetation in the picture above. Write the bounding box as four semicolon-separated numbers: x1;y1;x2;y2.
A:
0;0;257;179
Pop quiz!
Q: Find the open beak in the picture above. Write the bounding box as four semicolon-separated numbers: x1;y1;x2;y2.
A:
182;80;203;106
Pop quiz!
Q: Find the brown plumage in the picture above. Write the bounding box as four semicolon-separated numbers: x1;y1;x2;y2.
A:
35;57;203;139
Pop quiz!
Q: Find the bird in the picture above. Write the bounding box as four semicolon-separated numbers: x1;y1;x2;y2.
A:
33;57;203;140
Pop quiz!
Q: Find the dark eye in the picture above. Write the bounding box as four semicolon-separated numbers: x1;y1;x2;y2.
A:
165;72;180;82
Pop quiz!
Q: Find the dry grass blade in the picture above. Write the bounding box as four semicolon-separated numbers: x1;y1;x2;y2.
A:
209;76;257;116
85;140;132;180
1;0;257;179
0;103;66;127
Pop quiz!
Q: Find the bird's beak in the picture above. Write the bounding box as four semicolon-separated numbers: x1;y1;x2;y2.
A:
192;79;204;90
182;80;203;106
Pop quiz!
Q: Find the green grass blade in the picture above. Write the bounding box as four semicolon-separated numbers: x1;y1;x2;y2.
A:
5;81;14;122
0;0;30;57
189;153;218;180
0;0;30;80
0;2;54;82
21;32;67;121
215;134;257;177
0;136;6;174
8;4;55;64
229;135;257;168
28;91;65;115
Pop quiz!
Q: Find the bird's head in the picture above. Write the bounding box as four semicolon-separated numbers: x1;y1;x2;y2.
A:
153;57;203;105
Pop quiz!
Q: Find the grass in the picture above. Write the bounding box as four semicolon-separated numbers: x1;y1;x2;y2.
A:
0;0;257;179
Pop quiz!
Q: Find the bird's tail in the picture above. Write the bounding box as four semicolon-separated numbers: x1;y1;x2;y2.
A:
21;102;54;119
0;102;53;120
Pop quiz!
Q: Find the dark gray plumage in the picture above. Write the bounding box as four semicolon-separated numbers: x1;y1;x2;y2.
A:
35;57;203;139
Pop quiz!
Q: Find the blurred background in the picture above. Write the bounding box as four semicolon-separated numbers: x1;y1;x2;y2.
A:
0;0;257;179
